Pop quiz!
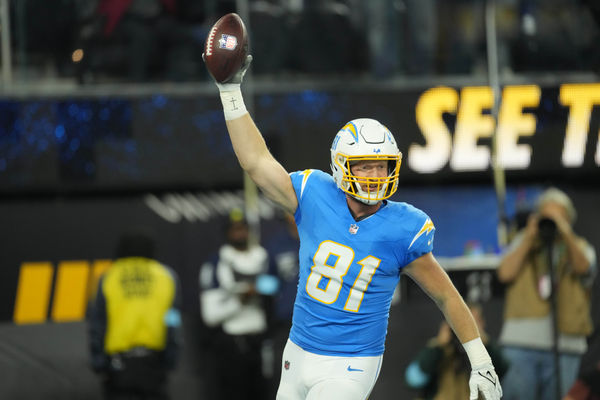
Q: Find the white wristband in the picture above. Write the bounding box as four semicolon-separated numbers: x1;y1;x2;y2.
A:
462;337;492;368
218;86;248;121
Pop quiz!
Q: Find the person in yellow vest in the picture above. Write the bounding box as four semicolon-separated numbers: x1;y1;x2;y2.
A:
405;303;509;400
497;187;597;400
89;230;182;400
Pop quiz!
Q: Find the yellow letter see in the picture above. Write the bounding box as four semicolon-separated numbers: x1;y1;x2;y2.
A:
409;87;457;173
450;86;495;171
496;85;541;169
560;83;600;167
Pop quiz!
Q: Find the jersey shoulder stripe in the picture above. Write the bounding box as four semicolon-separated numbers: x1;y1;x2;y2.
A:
290;169;314;200
383;201;436;265
408;218;435;249
299;169;314;198
290;169;334;200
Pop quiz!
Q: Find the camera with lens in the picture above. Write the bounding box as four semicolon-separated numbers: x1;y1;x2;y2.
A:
538;217;557;243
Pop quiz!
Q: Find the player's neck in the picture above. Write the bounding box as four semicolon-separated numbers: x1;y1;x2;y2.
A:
346;195;382;221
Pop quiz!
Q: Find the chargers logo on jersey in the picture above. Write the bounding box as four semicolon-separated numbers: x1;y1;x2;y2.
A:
408;218;435;249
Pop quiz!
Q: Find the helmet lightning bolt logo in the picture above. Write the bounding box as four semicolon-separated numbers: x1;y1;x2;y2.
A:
342;122;359;142
408;218;435;249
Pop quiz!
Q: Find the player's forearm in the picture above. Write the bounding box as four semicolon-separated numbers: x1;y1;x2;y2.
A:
440;293;495;369
217;84;269;173
438;291;480;344
405;255;481;343
225;113;272;174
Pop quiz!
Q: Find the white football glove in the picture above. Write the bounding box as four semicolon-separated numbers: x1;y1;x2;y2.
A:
469;362;502;400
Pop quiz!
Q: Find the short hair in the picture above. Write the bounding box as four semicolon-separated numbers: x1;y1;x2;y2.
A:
115;229;156;259
228;207;246;224
536;187;576;223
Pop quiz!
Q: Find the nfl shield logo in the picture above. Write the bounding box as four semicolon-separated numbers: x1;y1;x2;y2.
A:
284;360;290;370
349;224;359;235
219;34;238;51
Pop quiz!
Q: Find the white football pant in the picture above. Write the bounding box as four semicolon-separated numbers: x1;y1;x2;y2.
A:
276;340;383;400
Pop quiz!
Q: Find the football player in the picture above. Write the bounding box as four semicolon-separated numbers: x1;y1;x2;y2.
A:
205;55;503;400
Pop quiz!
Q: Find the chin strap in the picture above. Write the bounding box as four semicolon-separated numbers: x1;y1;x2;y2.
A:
353;195;379;206
351;183;388;205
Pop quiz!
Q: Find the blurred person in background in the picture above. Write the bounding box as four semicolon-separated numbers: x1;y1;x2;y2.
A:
199;208;278;399
436;0;486;75
91;0;198;81
405;303;509;400
563;329;600;400
206;50;502;398
497;187;597;400
287;0;367;75
361;0;404;78
88;230;183;400
402;0;438;75
563;253;600;400
510;0;599;73
266;211;300;329
265;211;301;398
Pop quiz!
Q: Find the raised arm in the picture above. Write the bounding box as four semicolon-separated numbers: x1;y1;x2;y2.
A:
225;113;297;213
403;253;503;400
212;56;298;214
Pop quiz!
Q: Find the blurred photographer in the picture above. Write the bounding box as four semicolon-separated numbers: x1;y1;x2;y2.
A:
405;303;508;400
563;328;600;400
497;187;597;400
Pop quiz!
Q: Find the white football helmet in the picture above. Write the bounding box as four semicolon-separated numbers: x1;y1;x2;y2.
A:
330;118;402;205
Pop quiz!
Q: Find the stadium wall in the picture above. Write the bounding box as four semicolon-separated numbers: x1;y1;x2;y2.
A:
1;82;598;398
0;185;598;399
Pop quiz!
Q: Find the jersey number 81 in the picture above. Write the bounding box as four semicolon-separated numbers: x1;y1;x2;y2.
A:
306;240;381;312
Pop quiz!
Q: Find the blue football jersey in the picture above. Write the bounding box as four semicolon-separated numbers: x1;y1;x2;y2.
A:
288;169;435;356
